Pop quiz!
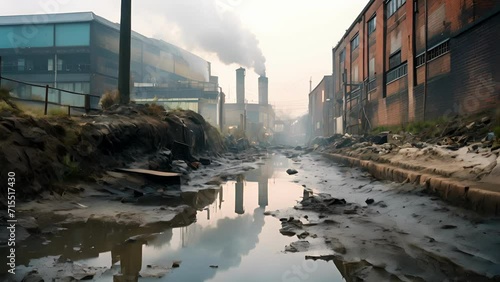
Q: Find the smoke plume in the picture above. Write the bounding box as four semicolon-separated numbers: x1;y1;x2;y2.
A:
149;0;266;76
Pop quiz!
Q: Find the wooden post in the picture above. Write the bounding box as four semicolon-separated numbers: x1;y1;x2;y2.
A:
118;0;132;104
67;105;71;116
44;85;49;115
84;94;90;114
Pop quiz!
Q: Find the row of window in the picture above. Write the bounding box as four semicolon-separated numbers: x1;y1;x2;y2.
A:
1;55;90;73
386;62;408;83
387;0;407;18
415;40;450;67
0;23;90;49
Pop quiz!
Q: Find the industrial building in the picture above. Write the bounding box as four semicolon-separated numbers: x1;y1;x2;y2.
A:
310;0;500;136
225;68;275;142
0;12;223;126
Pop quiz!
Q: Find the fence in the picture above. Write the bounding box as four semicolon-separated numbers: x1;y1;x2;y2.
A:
0;75;101;115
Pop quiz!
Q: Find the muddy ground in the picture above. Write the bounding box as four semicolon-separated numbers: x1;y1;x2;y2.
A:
2;147;499;281
272;149;500;282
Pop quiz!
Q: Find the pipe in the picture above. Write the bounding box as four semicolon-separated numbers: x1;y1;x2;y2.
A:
423;0;428;121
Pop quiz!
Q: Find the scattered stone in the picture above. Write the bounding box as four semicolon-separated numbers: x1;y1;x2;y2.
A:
285;240;310;253
172;261;181;268
199;158;211;165
286;169;298;175
441;225;457;230
365;198;375;205
298;231;310;239
209;265;219;268
21;270;43;282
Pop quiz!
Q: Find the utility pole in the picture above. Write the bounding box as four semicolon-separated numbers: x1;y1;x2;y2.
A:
118;0;132;104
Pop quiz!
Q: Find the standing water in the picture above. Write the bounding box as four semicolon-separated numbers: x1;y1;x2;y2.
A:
5;155;345;281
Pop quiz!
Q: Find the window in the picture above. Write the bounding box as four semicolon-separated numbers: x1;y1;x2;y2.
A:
339;49;346;63
389;51;401;69
55;23;90;47
48;59;54;71
387;0;406;18
386;62;408;83
368;16;376;35
17;58;25;71
0;25;54;49
57;59;63;71
415;40;450;67
351;34;359;51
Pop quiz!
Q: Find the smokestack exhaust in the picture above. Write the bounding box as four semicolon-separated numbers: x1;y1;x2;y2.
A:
258;75;268;105
236;67;246;104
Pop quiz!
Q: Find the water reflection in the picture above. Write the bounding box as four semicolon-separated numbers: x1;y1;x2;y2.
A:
6;155;344;281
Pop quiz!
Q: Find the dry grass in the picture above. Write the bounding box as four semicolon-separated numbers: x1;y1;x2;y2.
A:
0;87;11;100
146;103;166;117
99;90;120;110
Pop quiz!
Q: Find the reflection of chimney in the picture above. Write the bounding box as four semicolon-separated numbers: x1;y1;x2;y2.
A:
235;179;245;215
258;75;268;105
236;67;246;104
258;180;268;208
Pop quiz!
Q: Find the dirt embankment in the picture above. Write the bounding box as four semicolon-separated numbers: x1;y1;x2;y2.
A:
309;112;500;214
0;104;225;202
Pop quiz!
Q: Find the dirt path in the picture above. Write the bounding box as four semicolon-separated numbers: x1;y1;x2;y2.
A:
273;151;500;281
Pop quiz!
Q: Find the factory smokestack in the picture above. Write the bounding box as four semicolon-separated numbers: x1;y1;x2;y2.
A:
258;75;268;105
236;67;246;104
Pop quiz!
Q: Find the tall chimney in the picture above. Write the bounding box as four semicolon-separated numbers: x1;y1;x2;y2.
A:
236;67;246;104
258;75;268;105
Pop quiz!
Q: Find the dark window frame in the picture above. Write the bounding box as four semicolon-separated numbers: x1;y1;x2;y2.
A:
389;50;402;70
368;15;377;35
351;34;359;51
386;0;407;18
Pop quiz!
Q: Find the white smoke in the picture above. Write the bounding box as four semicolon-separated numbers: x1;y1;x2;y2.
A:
146;0;266;76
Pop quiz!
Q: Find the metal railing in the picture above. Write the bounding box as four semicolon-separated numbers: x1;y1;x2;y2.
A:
0;75;101;115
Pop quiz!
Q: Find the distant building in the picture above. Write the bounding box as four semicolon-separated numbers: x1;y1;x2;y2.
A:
308;75;334;138
323;0;500;134
0;12;222;125
225;68;275;142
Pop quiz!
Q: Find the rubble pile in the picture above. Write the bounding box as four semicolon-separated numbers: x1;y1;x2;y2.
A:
307;113;500;185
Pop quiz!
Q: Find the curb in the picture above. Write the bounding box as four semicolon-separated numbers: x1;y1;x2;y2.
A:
322;153;500;216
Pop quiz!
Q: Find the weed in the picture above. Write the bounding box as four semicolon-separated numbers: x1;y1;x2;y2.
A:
62;154;81;179
100;90;120;110
48;107;69;117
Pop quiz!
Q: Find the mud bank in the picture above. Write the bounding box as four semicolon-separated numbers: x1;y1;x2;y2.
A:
323;153;500;215
0;105;225;200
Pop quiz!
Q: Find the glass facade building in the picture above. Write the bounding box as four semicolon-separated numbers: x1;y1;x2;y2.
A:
0;12;214;109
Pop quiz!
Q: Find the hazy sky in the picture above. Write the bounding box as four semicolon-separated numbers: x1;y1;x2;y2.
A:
0;0;369;118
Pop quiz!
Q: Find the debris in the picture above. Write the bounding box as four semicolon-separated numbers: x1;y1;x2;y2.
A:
365;198;375;205
286;169;298;175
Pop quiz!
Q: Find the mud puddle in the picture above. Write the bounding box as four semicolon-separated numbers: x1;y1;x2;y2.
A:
1;155;345;281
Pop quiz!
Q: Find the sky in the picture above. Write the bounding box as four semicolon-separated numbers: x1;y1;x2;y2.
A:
0;0;369;118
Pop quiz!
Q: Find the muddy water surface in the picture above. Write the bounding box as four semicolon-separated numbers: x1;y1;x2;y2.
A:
7;155;345;281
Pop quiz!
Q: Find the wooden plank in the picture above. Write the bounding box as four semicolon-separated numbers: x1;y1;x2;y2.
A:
116;168;180;178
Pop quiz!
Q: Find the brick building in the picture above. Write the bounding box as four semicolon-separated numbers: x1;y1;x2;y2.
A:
328;0;500;134
308;75;333;138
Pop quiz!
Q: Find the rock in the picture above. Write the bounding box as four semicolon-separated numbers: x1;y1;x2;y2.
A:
286;169;298;175
209;265;219;268
441;225;457;230
373;134;388;145
294;146;303;150
18;217;40;234
298;231;310;239
22;270;44;282
263;211;273;216
285;240;310;252
172;261;181;268
365;198;375;205
199;158;211;165
485;132;496;142
189;162;201;170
